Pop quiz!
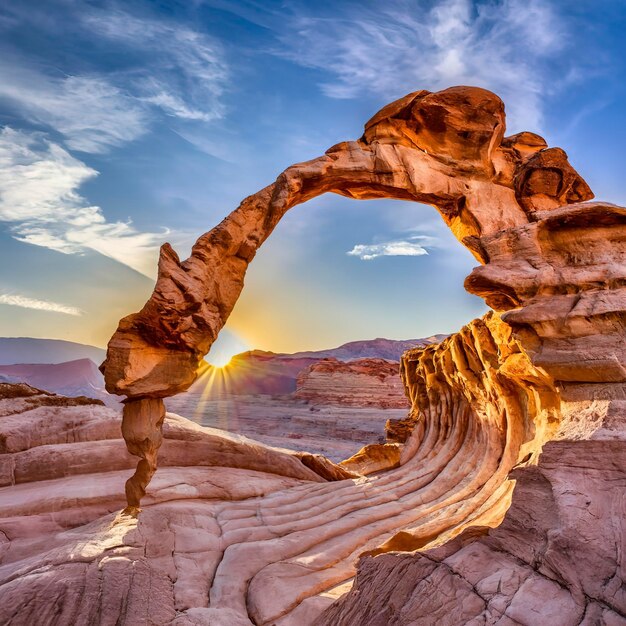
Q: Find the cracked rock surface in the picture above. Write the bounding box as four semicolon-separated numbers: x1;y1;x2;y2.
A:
317;440;626;626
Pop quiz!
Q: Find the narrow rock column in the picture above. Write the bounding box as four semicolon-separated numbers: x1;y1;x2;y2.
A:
121;398;165;511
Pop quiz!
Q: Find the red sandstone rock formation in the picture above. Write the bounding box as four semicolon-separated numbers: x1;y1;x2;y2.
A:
295;357;410;408
0;381;527;624
102;87;591;403
100;85;595;509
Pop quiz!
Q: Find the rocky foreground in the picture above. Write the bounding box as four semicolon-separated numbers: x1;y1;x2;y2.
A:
0;378;510;625
320;441;626;625
2;315;625;625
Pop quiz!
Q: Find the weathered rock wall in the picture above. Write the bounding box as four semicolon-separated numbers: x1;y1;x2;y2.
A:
317;437;626;626
340;311;558;491
295;357;410;408
317;200;626;623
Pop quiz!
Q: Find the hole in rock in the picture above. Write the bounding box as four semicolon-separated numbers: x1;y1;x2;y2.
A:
164;196;487;462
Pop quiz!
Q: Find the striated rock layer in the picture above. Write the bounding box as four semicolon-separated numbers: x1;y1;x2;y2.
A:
317;198;626;622
0;305;565;625
317;439;626;626
295;357;410;408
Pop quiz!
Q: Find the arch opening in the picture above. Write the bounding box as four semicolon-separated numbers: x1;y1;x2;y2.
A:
165;195;486;462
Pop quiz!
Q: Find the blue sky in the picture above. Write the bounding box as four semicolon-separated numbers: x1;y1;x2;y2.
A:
0;0;624;359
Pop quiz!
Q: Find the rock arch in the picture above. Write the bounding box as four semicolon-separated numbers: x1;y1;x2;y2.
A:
101;85;622;522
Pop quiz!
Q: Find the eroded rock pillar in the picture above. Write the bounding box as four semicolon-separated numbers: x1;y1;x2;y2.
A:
121;398;165;511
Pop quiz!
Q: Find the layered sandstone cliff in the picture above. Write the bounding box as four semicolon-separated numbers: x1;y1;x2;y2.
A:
295;358;410;408
318;202;626;623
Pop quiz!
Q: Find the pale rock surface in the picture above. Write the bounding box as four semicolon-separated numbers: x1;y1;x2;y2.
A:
0;340;555;626
317;439;626;625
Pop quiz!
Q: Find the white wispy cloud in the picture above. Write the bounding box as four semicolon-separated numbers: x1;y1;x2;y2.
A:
0;127;165;277
0;293;82;316
0;60;149;154
277;0;566;132
347;235;439;260
0;8;228;153
82;9;228;123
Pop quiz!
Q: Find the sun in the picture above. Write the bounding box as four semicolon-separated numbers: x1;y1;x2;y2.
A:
209;353;234;369
205;329;249;369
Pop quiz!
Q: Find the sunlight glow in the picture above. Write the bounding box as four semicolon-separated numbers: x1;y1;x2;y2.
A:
209;353;233;368
205;328;249;369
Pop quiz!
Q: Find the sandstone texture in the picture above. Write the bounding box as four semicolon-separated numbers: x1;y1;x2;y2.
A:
2;85;625;625
0;381;528;625
318;440;626;626
295;358;410;408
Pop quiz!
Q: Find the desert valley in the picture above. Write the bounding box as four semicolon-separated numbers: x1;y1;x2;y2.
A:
0;335;434;460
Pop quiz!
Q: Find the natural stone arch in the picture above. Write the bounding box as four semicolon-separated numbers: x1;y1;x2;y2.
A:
101;85;597;509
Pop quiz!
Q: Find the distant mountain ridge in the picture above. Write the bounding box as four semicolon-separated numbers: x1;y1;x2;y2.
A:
0;338;105;366
0;335;447;402
0;359;116;405
0;336;446;368
190;335;448;397
244;335;448;363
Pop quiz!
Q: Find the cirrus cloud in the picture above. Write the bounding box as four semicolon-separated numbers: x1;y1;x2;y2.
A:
275;0;568;132
0;61;148;154
81;10;229;124
0;127;165;277
0;5;229;154
0;292;82;316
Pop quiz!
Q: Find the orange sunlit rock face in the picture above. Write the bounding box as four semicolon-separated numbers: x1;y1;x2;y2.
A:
99;85;596;509
101;86;592;403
